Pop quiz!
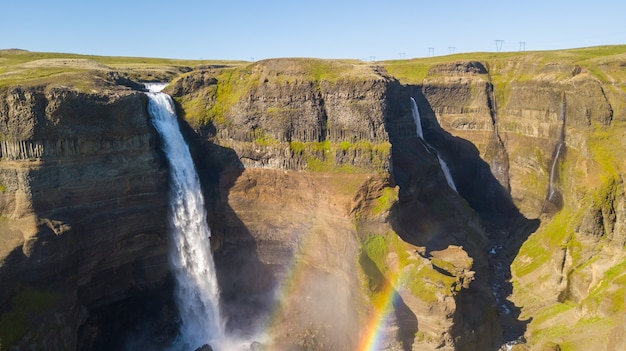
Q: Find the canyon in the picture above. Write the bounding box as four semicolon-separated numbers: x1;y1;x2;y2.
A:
0;46;625;350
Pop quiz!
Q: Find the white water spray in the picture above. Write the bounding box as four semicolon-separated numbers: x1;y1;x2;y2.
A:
410;97;424;139
547;143;564;199
146;83;224;350
437;154;458;192
410;97;457;192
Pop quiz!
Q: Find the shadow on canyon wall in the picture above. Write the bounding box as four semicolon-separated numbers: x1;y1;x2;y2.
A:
73;105;275;349
384;83;540;343
179;118;278;338
83;116;278;350
78;80;542;348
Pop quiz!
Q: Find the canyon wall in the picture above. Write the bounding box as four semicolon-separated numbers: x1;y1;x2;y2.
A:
1;47;626;351
170;54;626;350
384;52;626;350
169;59;509;350
0;82;170;350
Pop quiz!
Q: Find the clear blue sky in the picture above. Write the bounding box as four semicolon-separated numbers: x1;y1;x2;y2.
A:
2;0;625;61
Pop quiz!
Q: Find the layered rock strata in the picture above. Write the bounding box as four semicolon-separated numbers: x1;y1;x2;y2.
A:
173;59;505;350
0;84;168;349
2;49;626;351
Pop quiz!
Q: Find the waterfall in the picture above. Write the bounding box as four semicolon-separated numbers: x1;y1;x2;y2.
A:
547;143;564;199
146;83;224;350
410;97;424;139
437;154;458;192
410;97;457;192
543;94;567;210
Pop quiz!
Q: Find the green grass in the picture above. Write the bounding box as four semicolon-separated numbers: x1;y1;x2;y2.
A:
531;301;577;326
583;259;626;313
0;49;244;89
261;57;378;83
359;232;458;304
359;234;389;293
379;62;432;84
528;315;614;351
513;209;572;278
173;86;218;127
362;234;388;267
587;125;624;177
0;286;59;348
381;45;626;95
302;59;349;81
286;140;390;173
208;65;260;126
253;131;280;146
372;186;398;215
509;100;626;348
3;45;625;90
289;141;307;155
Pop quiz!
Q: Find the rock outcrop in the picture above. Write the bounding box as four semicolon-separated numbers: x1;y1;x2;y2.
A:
0;84;169;349
167;59;391;173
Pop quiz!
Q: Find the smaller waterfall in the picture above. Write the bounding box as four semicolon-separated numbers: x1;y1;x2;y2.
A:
547;143;564;200
543;94;567;211
146;83;224;350
410;98;457;192
437;155;458;192
410;97;424;139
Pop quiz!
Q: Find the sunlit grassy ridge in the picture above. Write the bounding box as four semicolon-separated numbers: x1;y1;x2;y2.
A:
170;57;380;128
381;45;626;84
3;45;625;90
0;49;245;89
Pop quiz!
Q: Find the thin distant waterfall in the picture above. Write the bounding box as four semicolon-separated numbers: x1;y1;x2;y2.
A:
437;154;457;192
145;83;224;350
410;97;424;139
410;97;457;192
543;93;567;210
547;143;564;199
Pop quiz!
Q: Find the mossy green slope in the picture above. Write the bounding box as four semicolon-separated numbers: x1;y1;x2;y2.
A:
510;118;626;350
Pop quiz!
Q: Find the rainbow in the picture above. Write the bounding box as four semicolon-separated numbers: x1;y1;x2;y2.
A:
247;186;407;350
259;233;329;346
357;270;405;351
261;244;408;351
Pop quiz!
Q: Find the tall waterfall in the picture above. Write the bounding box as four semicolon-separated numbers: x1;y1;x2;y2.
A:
146;83;224;350
410;98;457;192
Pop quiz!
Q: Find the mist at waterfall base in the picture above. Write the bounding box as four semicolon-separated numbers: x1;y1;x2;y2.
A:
128;88;463;350
142;83;265;351
410;97;457;192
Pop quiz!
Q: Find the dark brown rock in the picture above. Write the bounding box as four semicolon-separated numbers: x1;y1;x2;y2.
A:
194;344;214;351
0;85;169;349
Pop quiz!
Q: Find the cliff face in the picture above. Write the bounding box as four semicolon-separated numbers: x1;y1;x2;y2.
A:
171;59;505;350
173;51;626;350
0;84;169;349
2;47;626;351
167;59;391;174
383;50;626;350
